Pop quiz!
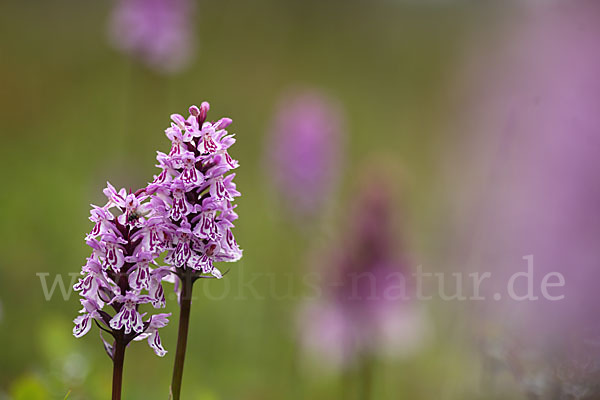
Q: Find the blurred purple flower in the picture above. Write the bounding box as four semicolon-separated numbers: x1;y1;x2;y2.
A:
266;89;345;220
450;1;600;396
298;172;426;369
108;0;195;74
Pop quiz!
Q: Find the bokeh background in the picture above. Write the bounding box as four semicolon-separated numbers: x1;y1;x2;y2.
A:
1;0;599;399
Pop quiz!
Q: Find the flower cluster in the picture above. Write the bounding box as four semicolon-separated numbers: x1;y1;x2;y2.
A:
73;102;243;359
147;102;242;280
73;183;172;357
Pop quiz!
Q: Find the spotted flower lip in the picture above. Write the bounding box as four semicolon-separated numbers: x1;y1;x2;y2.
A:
109;292;152;335
127;262;152;290
192;210;221;241
73;299;102;338
87;206;115;239
133;313;172;357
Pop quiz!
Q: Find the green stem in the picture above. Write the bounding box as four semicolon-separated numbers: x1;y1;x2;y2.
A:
171;271;194;400
340;366;353;400
112;335;126;400
359;355;373;400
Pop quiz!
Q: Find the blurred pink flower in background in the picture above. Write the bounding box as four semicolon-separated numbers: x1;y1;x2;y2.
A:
266;89;345;221
108;0;195;74
298;170;426;369
449;0;600;396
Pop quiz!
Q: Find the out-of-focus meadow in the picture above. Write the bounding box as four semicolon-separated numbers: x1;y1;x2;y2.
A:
2;0;599;399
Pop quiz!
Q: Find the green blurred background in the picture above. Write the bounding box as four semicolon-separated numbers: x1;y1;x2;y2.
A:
0;0;518;399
